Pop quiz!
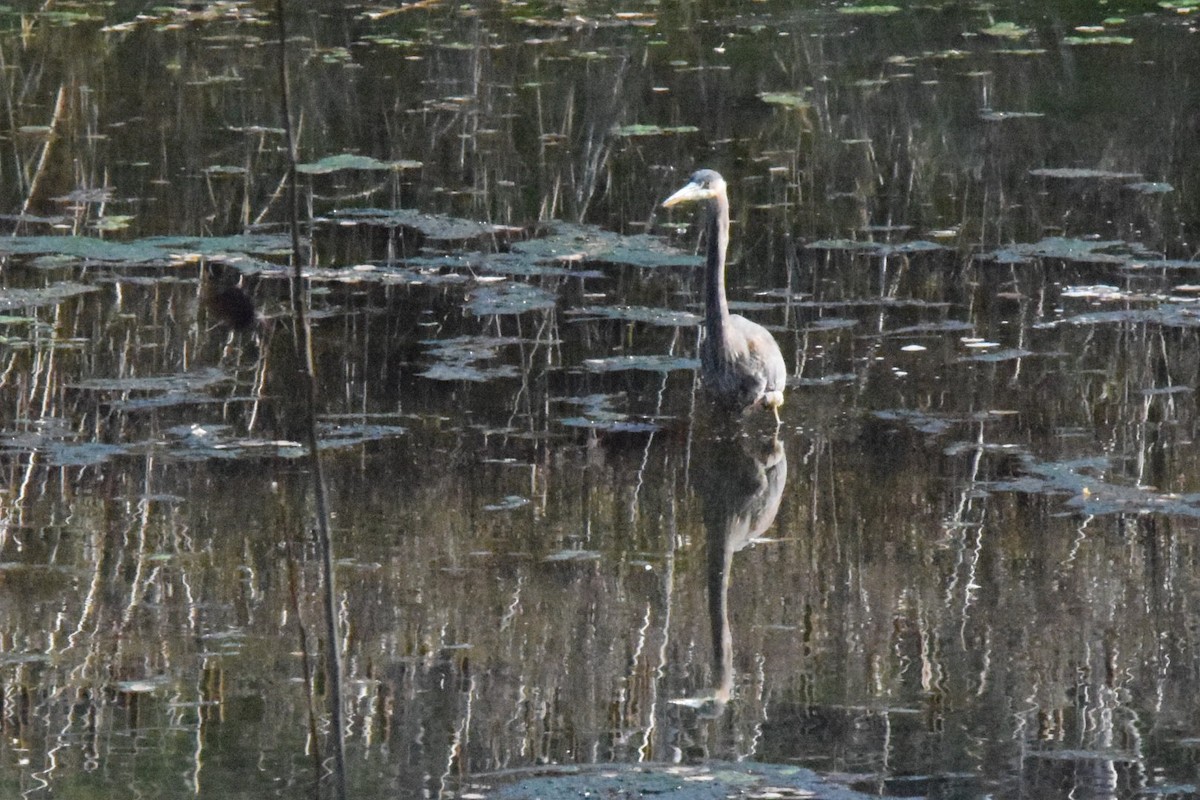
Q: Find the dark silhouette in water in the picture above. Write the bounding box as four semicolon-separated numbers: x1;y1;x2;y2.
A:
678;435;787;717
662;170;786;424
207;284;258;331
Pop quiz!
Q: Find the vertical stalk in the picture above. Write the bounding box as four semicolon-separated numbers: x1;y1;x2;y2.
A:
275;3;347;799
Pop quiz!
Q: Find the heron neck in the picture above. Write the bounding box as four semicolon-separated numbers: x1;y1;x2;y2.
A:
705;195;731;345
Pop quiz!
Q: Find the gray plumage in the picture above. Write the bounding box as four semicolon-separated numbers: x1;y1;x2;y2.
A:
663;169;786;420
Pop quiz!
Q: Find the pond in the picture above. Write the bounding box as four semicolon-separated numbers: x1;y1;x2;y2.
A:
3;1;1200;798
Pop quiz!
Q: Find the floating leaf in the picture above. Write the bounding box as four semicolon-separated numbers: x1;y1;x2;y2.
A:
543;549;602;562
484;495;530;511
467;282;556;316
980;237;1132;265
93;215;135;232
0;282;99;310
327;208;521;241
420;335;527;382
980;110;1044;122
296;154;422;174
569;305;700;327
838;5;901;15
1030;167;1142;180
514;222;700;269
610;124;699;137
1063;35;1134;45
582;355;699;373
981;21;1032;38
758;92;811;110
1124;181;1173;194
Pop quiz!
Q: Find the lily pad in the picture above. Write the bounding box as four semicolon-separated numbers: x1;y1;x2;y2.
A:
980;110;1044;122
514;223;700;269
327;208;521;241
981;21;1032;38
467;282;557;316
569;305;700;327
758;91;811;109
1029;168;1142;180
1124;181;1173;194
610;124;699;137
0;282;99;310
582;355;699;373
492;761;896;799
296;154;422;174
980;237;1132;265
421;336;523;382
1063;35;1134;45
838;5;901;15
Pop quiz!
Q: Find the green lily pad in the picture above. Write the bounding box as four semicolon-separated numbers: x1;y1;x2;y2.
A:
467;282;557;316
514;223;699;269
328;208;521;241
296;154;422;174
0;282;99;310
1029;168;1142;180
611;124;700;137
838;5;901;15
582;355;699;373
1063;35;1134;45
981;21;1031;38
758;92;811;110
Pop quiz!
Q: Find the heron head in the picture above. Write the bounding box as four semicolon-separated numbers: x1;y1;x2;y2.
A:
662;169;727;208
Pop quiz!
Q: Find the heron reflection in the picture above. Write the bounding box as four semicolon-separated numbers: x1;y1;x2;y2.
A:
662;170;786;424
676;435;787;716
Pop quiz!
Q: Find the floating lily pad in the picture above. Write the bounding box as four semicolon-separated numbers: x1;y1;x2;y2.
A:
980;237;1132;265
328;208;521;241
467;282;556;316
1036;304;1200;330
1063;35;1134;45
980;110;1044;122
0;282;99;310
986;454;1200;518
421;336;523;382
807;239;946;256
69;369;232;394
838;5;901;15
296;154;422;174
514;223;700;269
484;495;530;511
543;549;601;562
582;355;699;373
559;417;660;432
758;91;811;109
569;305;700;327
1029;168;1142;180
93;215;135;232
492;761;895;799
980;21;1032;38
1124;181;1173;194
610;124;699;137
960;347;1035;362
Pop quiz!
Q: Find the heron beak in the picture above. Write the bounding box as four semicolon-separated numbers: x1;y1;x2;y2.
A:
662;180;716;208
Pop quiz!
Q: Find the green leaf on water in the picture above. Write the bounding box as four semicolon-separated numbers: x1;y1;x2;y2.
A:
758;92;811;110
93;215;135;232
838;5;901;15
1030;167;1142;180
1063;35;1134;45
296;154;423;174
980;21;1031;38
610;124;700;137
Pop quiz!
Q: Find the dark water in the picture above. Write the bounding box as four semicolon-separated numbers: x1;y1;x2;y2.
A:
3;2;1200;798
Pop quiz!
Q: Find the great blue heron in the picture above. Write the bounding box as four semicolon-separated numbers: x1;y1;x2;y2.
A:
663;169;786;422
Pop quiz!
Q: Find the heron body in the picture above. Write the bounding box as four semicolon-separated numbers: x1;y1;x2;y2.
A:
663;169;786;420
